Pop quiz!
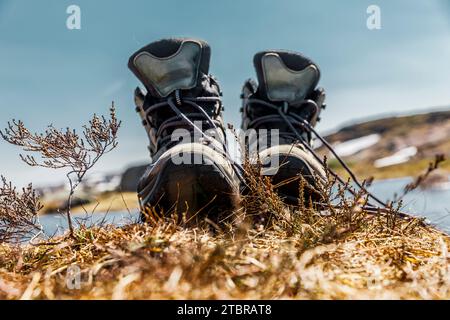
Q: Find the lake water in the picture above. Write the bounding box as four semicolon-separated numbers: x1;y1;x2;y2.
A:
366;177;450;233
38;176;450;237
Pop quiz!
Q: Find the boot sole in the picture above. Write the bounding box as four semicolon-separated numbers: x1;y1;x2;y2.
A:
139;160;240;224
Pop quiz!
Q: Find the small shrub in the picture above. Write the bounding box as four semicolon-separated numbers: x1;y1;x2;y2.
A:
0;103;121;237
0;176;42;243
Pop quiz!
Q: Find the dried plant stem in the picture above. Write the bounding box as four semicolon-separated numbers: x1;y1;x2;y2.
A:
1;103;121;237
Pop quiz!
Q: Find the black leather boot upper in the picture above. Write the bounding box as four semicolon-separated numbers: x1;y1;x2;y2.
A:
241;50;326;146
129;38;226;160
241;50;328;203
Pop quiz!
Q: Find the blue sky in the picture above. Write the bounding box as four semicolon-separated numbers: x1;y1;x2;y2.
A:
1;0;450;186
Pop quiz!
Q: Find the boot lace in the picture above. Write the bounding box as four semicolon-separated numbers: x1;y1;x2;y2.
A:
144;90;246;184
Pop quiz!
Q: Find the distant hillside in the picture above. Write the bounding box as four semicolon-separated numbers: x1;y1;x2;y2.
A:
318;109;450;179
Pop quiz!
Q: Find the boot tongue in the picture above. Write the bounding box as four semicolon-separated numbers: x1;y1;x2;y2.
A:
128;38;211;98
253;51;320;105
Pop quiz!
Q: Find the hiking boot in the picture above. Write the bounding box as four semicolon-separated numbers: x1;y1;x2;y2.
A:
240;50;328;204
128;38;241;222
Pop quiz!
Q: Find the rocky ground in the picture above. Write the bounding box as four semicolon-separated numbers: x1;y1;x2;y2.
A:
318;109;450;180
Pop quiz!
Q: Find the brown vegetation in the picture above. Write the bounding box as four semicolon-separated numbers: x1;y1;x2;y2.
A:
0;177;41;243
0;158;448;300
0;104;121;236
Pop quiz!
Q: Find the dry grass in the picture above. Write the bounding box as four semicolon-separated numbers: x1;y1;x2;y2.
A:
0;163;449;300
0;215;448;300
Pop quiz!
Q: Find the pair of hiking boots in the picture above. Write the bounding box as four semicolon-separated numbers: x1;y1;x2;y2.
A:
128;38;327;222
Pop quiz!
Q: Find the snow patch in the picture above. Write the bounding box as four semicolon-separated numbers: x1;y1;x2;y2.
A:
333;134;380;157
374;146;418;168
